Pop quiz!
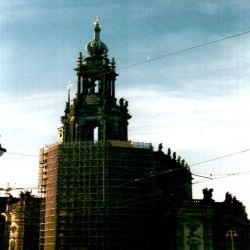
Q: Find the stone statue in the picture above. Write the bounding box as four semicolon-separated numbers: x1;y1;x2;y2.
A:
167;148;171;156
173;152;176;160
202;188;214;202
158;143;163;152
225;192;233;204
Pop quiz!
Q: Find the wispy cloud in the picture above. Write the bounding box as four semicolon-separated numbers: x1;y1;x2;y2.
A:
119;85;250;153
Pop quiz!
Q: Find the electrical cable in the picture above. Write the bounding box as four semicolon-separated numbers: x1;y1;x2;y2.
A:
1;29;250;104
3;164;250;217
118;30;250;70
112;147;250;187
5;152;39;158
2;30;250;201
190;148;250;167
2;30;250;233
193;169;250;185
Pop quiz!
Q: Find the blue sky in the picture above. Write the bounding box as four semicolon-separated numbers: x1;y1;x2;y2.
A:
1;0;250;214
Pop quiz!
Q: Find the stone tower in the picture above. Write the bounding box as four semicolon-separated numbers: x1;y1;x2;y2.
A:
59;17;131;143
39;18;193;250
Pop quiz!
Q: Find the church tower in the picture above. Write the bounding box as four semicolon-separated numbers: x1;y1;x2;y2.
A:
59;17;131;143
39;19;192;250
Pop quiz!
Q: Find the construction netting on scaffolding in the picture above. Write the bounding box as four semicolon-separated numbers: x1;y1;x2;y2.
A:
39;140;163;250
56;141;107;250
39;143;58;250
104;141;157;250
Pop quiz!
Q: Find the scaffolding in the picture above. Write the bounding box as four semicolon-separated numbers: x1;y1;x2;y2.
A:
39;143;58;250
38;140;157;250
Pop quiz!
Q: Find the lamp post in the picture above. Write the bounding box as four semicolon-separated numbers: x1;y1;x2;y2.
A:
0;135;7;157
226;230;238;250
0;143;7;157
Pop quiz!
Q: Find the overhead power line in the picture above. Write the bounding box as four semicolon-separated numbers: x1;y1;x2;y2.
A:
113;147;250;187
193;169;250;185
190;148;250;167
192;173;213;180
1;29;250;104
5;146;250;171
119;30;250;70
6;152;39;158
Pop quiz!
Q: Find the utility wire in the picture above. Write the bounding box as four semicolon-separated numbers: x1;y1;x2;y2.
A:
6;152;39;158
37;167;250;216
192;173;213;180
3;164;250;216
3;145;250;210
2;29;250;104
3;150;250;216
4;168;249;217
193;169;250;185
2;85;69;104
4;146;250;181
119;30;250;70
117;147;250;186
190;148;250;167
2;29;250;195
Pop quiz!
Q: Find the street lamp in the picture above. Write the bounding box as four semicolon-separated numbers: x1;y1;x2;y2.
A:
0;143;7;157
226;230;238;250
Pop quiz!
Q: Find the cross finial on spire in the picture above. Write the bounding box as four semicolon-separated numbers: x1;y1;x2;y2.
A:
94;16;100;26
66;80;73;91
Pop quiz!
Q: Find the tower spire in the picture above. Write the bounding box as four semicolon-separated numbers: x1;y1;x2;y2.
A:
64;81;72;114
94;16;101;41
67;81;73;104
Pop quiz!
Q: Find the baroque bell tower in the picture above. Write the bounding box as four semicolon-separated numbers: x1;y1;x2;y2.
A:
39;18;193;250
59;17;131;143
